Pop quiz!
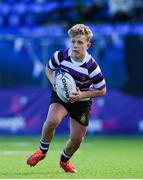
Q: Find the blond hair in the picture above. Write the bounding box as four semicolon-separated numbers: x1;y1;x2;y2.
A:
68;24;93;42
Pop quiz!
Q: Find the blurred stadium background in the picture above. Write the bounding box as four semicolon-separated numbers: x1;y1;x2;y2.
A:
0;0;143;136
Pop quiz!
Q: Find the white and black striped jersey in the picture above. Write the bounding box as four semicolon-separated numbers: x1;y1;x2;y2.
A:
47;48;106;94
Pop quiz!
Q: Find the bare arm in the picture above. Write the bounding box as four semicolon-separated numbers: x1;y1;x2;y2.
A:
70;87;106;103
80;87;106;98
45;66;56;90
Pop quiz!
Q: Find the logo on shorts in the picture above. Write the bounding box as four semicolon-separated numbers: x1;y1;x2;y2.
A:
80;113;87;124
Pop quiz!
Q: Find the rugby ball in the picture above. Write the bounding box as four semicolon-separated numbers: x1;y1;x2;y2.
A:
55;72;77;103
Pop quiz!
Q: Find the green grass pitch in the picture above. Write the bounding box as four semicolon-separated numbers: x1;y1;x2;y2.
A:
0;135;143;179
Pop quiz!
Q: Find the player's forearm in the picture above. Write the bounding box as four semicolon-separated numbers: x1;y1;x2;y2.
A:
45;66;55;86
80;87;106;99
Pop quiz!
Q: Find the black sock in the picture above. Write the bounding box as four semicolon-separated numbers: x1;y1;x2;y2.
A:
40;140;50;154
60;150;71;163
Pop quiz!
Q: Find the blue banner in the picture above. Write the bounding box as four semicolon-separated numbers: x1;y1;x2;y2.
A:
88;89;143;134
0;87;143;135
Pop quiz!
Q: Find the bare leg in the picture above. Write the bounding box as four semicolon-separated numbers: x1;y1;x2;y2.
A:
59;118;87;172
41;103;68;142
27;103;68;166
65;118;88;156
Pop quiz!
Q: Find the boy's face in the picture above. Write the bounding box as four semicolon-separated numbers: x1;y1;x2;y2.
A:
70;35;91;61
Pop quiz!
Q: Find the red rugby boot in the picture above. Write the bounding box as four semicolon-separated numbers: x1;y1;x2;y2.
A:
27;149;46;167
60;160;77;173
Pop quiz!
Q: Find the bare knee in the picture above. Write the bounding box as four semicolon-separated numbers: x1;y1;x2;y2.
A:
44;117;60;130
43;104;67;130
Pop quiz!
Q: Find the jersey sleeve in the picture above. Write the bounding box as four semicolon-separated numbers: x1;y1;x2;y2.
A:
47;51;60;70
89;58;106;90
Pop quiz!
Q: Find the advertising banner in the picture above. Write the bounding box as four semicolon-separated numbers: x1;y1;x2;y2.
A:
0;87;143;135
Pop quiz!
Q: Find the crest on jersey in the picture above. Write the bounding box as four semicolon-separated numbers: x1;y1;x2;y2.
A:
81;77;86;81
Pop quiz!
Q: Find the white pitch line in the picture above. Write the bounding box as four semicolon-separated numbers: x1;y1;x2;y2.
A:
1;150;81;155
0;142;32;146
1;150;33;155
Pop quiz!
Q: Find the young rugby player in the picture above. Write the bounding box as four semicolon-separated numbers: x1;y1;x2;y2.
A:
27;24;106;173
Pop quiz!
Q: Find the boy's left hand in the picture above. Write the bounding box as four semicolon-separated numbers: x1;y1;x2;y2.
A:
70;87;82;103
